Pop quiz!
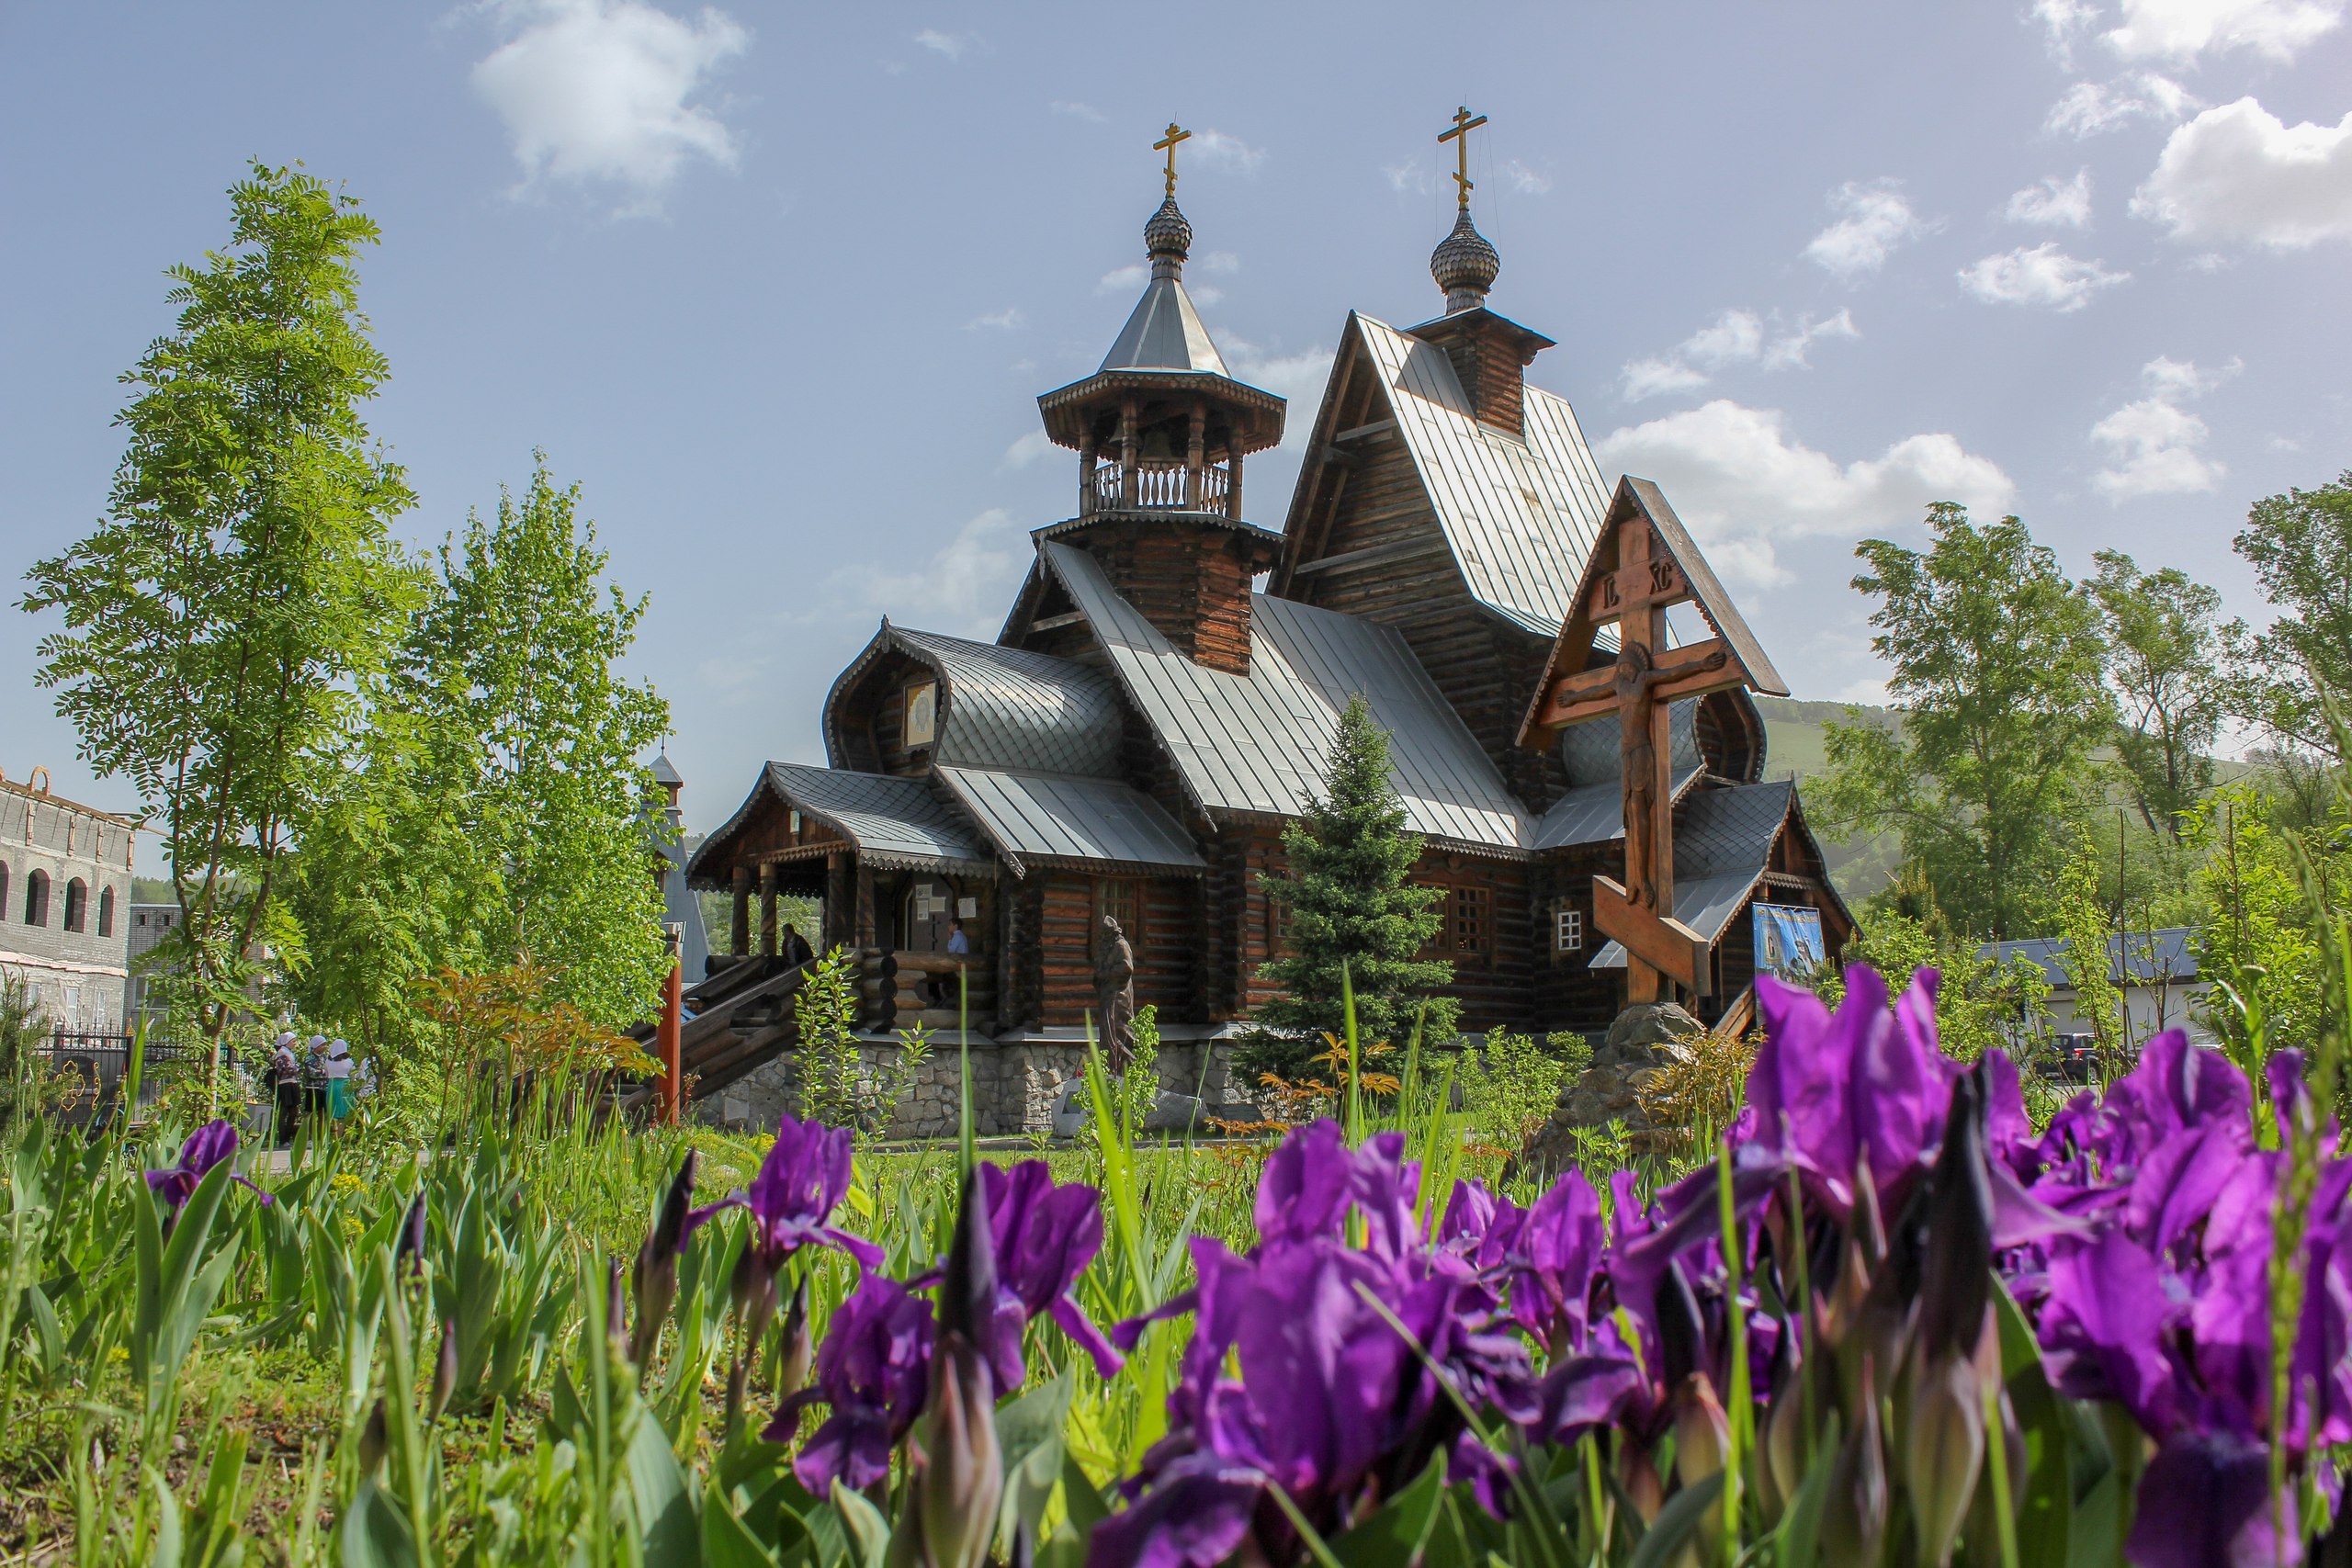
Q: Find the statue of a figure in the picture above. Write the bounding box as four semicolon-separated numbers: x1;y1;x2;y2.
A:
1094;915;1137;1076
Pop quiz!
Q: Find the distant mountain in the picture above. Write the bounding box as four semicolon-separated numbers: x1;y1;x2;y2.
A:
1753;696;1903;904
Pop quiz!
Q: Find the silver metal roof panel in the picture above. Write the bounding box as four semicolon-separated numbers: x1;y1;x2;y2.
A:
1037;542;1528;851
891;626;1125;776
1587;781;1793;966
689;762;995;881
1102;275;1229;376
1526;764;1705;852
936;767;1204;874
1354;313;1613;636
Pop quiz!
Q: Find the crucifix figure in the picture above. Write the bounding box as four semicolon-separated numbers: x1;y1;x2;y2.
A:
1438;105;1487;210
1154;122;1191;197
1518;478;1781;1006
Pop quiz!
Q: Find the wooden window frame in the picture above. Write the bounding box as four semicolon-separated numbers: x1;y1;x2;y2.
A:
1447;885;1491;967
1555;906;1584;954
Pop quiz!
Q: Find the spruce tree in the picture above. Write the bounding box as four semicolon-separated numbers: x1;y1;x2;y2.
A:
1253;695;1456;1053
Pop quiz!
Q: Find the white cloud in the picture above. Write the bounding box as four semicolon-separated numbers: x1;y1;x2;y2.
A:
1804;179;1928;280
827;510;1028;639
2104;0;2343;62
2035;0;2100;63
912;28;967;59
1095;263;1148;295
2132;98;2352;247
1622;308;1856;399
1385;158;1430;195
1193;130;1266;175
1201;251;1241;274
1503;159;1552;195
1958;243;2131;310
1050;100;1103;122
471;0;749;210
1190;286;1225;306
2006;169;2095;227
2089;355;2238;499
1594;400;2015;588
1001;430;1054;470
964;307;1023;332
2046;73;2197;136
1221;337;1336;449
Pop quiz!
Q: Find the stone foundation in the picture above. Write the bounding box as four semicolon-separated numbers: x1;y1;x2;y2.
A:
693;1034;1254;1140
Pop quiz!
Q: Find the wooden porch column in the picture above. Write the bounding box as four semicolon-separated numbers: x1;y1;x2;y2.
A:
854;863;877;948
1117;397;1139;507
758;863;778;957
729;865;752;957
824;852;853;952
1183;400;1206;508
1226;446;1244;521
1077;434;1097;517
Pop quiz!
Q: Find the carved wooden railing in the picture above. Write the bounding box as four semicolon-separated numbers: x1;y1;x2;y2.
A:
1083;460;1230;515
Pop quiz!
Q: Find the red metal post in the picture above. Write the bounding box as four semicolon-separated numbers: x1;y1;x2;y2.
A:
658;926;684;1126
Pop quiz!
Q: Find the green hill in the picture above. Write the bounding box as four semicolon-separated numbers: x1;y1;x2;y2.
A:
1753;696;1902;904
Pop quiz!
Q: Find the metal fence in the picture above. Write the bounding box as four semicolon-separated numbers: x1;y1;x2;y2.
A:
36;1030;199;1125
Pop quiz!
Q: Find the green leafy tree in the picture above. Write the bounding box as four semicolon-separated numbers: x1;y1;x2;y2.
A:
2189;782;2338;1070
2088;549;2227;840
21;163;417;1076
2052;833;2127;1053
394;457;673;1030
2229;470;2352;763
1815;505;2111;939
1255;695;1455;1048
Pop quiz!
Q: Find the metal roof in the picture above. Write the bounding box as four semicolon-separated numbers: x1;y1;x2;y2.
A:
1102;273;1229;376
1527;764;1705;852
1353;312;1614;636
1589;781;1794;967
650;751;684;787
891;626;1125;776
657;828;710;976
1037;542;1528;851
1558;699;1702;789
824;622;1125;778
688;762;995;883
1982;928;2203;987
936;767;1204;874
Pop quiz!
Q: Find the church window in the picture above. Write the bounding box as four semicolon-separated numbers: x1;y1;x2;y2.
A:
98;886;116;938
904;682;938;749
1265;893;1292;953
1093;878;1141;955
1555;907;1584;953
25;868;50;927
1447;886;1489;963
63;877;87;933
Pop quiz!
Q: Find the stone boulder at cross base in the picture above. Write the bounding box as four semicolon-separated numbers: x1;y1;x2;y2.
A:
1518;1002;1703;1179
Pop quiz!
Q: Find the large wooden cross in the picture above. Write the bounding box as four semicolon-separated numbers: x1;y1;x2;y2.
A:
1438;105;1487;210
1518;478;1787;1004
1155;123;1192;197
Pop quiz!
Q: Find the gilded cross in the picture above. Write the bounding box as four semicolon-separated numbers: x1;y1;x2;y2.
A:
1154;122;1192;197
1438;105;1487;210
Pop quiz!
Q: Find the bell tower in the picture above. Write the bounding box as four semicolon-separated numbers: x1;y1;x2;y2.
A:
1033;125;1287;675
1404;106;1554;437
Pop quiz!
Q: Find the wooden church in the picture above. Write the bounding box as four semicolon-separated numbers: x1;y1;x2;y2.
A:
681;121;1852;1114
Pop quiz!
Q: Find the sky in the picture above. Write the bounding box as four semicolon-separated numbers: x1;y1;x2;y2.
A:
3;0;2348;867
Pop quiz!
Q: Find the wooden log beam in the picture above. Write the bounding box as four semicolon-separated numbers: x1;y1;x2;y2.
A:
1532;638;1744;732
1591;875;1710;996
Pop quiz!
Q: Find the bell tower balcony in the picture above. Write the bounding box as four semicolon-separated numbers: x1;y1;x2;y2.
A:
1084;455;1235;518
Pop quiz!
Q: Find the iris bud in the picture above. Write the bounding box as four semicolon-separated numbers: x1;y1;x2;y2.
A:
430;1317;458;1423
1820;1357;1888;1568
632;1149;699;1367
899;1169;1004;1568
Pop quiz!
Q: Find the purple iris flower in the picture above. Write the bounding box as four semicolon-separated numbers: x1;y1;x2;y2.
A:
1504;1169;1606;1352
1744;966;1959;1216
684;1114;882;1270
777;1273;936;1494
144;1119;270;1224
1252;1122;1420;1261
943;1160;1124;1386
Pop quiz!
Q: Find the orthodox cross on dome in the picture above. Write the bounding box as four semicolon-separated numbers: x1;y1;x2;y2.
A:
1438;105;1487;210
1518;478;1789;1005
1154;122;1192;197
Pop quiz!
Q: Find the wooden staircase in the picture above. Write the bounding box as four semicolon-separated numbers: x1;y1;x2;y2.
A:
618;954;814;1115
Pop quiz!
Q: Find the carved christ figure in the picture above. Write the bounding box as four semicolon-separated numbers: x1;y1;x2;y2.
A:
1613;638;1726;913
1095;915;1138;1076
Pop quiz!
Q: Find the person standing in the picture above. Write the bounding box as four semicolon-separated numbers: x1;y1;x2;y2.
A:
321;1038;355;1120
270;1032;303;1145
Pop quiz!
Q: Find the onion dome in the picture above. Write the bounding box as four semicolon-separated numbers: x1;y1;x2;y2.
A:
1430;207;1501;313
1143;196;1193;267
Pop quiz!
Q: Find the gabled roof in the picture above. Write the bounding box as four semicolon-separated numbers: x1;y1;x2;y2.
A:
1102;272;1228;375
824;621;1125;777
1036;541;1528;852
1527;765;1706;852
1590;781;1798;966
1343;311;1614;635
687;762;995;884
936;767;1204;876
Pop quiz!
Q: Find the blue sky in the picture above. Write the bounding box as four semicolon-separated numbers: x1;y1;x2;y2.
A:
4;1;2348;863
